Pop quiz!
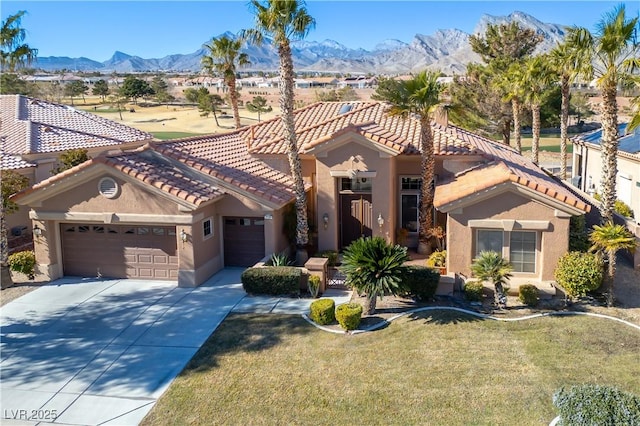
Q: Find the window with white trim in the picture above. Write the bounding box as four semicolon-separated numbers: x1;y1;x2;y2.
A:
203;217;213;239
400;177;421;233
509;231;536;273
475;229;503;257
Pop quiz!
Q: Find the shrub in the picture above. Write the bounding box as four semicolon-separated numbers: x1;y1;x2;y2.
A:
464;280;484;302
615;199;634;219
402;266;440;300
518;284;539;306
554;252;603;297
241;266;301;296
266;252;293;266
308;275;321;298
309;298;335;325
553;385;640;425
317;250;339;267
426;250;446;268
569;215;589;252
335;303;363;331
8;250;36;279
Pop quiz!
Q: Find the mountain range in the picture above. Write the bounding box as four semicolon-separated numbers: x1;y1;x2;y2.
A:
33;11;566;74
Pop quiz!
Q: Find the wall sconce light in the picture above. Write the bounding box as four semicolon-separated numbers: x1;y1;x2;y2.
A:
179;229;188;247
377;213;384;228
33;224;43;238
322;213;329;230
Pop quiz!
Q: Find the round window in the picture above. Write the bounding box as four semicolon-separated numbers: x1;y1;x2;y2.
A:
98;177;119;199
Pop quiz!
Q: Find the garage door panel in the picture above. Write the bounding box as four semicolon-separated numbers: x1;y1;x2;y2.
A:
62;224;178;280
223;216;265;267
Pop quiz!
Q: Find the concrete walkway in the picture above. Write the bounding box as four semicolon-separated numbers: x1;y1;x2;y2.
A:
0;269;351;425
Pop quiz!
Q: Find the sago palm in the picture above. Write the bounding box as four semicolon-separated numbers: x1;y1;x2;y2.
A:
201;35;249;129
566;5;639;222
372;70;443;254
589;222;637;306
243;0;315;260
341;237;409;315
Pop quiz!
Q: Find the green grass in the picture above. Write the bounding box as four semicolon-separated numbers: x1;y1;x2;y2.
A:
151;131;205;140
142;312;640;425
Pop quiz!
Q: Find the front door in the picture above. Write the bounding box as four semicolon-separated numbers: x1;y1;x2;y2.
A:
340;194;372;248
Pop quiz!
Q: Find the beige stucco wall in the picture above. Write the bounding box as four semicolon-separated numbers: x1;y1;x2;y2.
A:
446;190;571;283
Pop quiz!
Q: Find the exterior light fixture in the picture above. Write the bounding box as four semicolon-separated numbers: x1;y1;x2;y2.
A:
377;213;384;228
323;213;329;230
33;224;43;238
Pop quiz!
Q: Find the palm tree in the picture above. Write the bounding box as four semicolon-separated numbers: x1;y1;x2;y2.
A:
0;11;38;72
372;71;443;254
549;42;591;180
628;76;640;132
341;237;409;315
201;35;249;130
589;222;637;306
471;251;513;308
495;62;525;153
566;5;639;222
242;0;315;262
521;55;554;165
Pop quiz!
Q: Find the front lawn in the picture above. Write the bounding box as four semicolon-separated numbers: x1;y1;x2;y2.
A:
143;312;639;425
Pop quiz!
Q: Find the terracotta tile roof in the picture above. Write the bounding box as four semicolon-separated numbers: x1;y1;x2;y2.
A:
154;133;300;207
0;94;152;155
1;153;35;170
14;147;224;207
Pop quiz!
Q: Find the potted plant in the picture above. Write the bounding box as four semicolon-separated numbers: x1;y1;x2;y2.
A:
426;250;447;275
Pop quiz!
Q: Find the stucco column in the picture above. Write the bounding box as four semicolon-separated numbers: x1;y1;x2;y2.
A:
316;160;338;251
32;219;62;281
372;155;394;243
177;224;196;287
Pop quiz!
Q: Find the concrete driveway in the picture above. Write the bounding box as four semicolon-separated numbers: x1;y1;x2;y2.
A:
0;269;246;425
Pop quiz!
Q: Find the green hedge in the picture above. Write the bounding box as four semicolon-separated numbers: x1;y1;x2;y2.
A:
335;303;363;331
402;266;440;300
554;252;603;297
241;266;301;296
553;385;640;425
464;281;484;302
309;299;335;325
518;284;539;307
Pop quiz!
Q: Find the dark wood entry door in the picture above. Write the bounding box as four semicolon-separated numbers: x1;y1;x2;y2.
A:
340;194;372;248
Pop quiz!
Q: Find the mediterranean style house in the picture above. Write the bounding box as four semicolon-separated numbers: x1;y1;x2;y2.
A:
12;101;590;288
0;94;153;233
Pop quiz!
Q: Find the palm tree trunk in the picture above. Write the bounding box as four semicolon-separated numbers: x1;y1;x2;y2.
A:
364;295;377;315
227;75;241;129
512;99;522;153
418;116;435;255
599;80;619;223
560;75;570;180
607;249;616;307
278;40;309;258
531;104;541;165
501;118;511;146
1;203;14;289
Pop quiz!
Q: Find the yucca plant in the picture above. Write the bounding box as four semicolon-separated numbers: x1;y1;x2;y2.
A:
341;237;409;315
471;251;513;308
266;252;293;266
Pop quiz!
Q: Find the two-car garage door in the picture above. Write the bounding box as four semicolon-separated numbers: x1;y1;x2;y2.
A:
61;223;179;280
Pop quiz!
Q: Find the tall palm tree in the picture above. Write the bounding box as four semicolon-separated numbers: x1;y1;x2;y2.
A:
521;55;554;165
373;71;443;254
549;42;591;180
628;76;640;132
589;222;637;306
495;62;525;153
242;0;315;261
0;10;37;72
201;35;249;129
566;5;639;222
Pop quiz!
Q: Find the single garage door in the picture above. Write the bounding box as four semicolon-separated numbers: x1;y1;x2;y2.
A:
61;224;179;280
223;217;265;267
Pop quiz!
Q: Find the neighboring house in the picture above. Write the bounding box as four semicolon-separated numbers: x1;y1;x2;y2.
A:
1;94;153;235
572;124;639;221
12;101;589;289
339;76;377;89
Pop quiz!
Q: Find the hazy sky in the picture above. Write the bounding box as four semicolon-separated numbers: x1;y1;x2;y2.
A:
3;1;638;61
